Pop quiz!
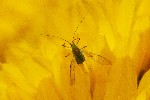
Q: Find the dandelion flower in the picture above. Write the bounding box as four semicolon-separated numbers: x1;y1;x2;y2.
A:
0;0;150;100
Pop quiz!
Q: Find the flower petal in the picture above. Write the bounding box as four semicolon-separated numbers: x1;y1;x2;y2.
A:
36;77;63;100
104;58;137;100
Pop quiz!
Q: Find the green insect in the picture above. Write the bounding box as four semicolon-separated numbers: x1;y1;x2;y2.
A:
41;13;112;85
71;42;85;64
54;36;86;65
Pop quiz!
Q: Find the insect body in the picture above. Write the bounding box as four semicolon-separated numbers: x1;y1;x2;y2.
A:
71;42;85;64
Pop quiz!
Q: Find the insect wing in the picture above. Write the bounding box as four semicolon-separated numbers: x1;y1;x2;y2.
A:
70;59;76;85
82;50;112;65
96;54;112;65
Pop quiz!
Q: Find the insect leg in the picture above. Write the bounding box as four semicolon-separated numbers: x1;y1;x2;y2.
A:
85;62;92;71
70;59;75;86
65;53;71;57
76;38;80;44
62;43;70;48
73;38;80;44
81;46;87;50
79;64;88;73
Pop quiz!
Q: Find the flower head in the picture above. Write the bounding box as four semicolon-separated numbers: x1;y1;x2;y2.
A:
0;0;150;100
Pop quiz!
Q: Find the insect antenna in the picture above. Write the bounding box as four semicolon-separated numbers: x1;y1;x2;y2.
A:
41;34;71;45
73;12;88;39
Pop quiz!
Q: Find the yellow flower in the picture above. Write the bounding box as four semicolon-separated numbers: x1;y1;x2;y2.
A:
0;0;150;100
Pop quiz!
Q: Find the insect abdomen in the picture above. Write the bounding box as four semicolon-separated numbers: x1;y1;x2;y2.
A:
75;53;85;64
71;43;85;64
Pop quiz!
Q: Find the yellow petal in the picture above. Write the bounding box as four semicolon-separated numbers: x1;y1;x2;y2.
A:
2;63;35;94
36;77;63;100
0;72;7;100
136;91;146;100
6;84;34;100
104;58;137;100
138;69;150;99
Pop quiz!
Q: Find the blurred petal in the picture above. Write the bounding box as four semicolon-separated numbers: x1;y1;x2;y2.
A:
36;77;63;100
0;71;7;100
6;84;34;100
138;69;150;99
104;58;137;100
136;91;146;100
2;63;35;94
133;29;150;86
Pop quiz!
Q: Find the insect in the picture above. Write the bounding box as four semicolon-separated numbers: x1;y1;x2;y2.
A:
41;12;112;85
